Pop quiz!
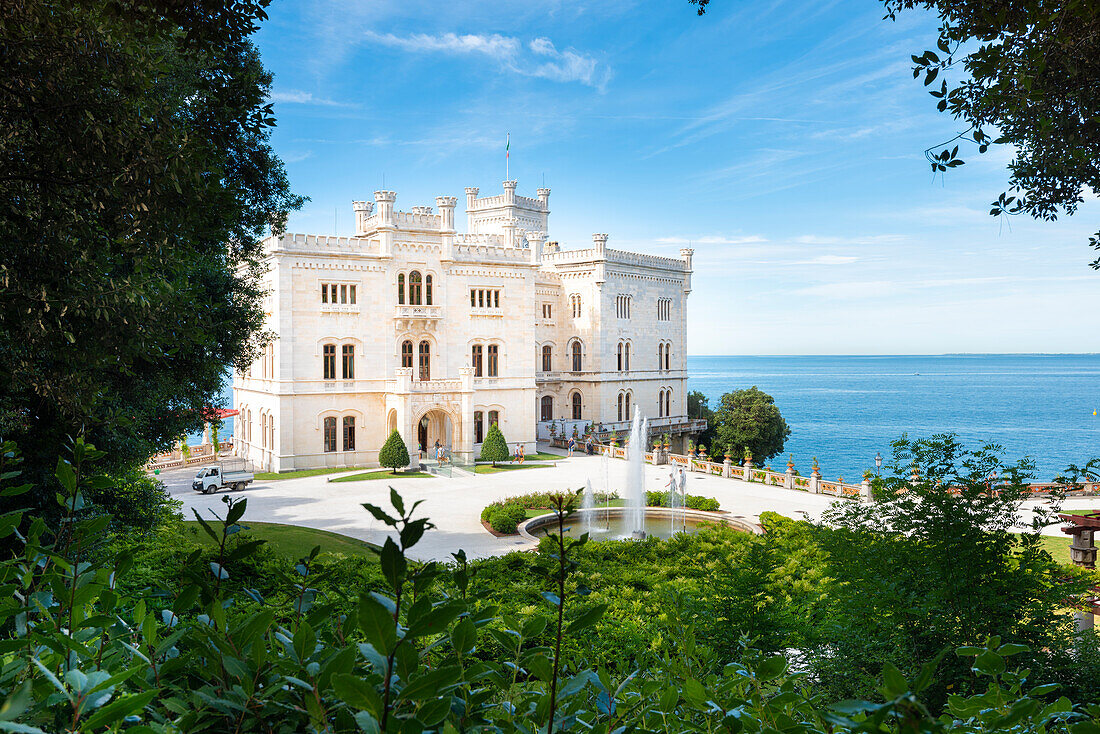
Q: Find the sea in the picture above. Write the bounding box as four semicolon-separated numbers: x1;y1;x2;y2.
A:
687;354;1100;482
202;354;1100;482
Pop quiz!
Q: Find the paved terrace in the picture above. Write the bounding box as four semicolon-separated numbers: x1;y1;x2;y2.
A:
158;447;1095;563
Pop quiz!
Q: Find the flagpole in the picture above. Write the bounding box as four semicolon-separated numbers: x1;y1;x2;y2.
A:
506;133;510;181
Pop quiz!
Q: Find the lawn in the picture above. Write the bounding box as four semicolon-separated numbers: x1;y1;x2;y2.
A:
525;499;626;519
181;521;376;559
255;467;360;481
474;462;550;474
330;470;433;482
527;452;566;461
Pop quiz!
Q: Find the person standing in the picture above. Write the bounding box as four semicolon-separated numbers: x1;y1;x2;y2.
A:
567;436;575;457
518;443;526;464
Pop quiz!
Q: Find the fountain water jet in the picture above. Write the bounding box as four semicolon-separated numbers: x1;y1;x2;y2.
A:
624;413;648;539
581;479;595;536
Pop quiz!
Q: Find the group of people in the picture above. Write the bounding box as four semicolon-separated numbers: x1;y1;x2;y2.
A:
564;435;596;457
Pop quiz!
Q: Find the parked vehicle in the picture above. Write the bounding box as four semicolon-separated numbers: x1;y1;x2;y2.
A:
191;458;255;494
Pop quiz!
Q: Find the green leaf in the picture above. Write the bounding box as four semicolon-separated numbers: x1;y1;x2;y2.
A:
406;601;463;639
379;538;406;590
451;618;476;654
972;649;1005;676
333;673;382;717
756;654;786;681
0;683;31;721
80;691;157;731
357;595;396;655
398;665;462;701
881;663;907;697
566;603;607;634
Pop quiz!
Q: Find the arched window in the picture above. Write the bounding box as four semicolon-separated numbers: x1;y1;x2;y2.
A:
572;392;582;420
409;271;422;305
397;273;405;304
658;390;664;417
474;411;484;443
343;416;355;451
269;418;275;450
617;393;624;422
418;340;430;381
617;343;623;371
624;342;631;371
571;341;582;372
625;391;632;420
488;344;499;376
323;417;337;453
260;414;266;448
540;395;553;421
401;340;413;368
665;389;672;417
488;410;499;426
665;343;671;371
471;344;483;377
246;410;252;442
658;343;665;371
425;274;433;305
541;345;552;372
323;344;336;380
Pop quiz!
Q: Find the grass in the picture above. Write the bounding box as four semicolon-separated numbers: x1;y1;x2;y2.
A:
524;499;626;519
182;521;376;559
255;467;360;481
330;470;433;482
474;463;550;474
527;452;566;461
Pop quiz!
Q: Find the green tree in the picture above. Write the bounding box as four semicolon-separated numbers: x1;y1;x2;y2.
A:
878;0;1100;265
378;430;410;474
0;0;304;501
687;390;718;452
480;423;509;467
812;434;1089;707
712;387;790;463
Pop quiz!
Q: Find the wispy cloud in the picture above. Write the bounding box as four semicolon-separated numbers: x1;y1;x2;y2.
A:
792;254;860;265
281;150;314;163
362;31;611;89
270;90;350;107
656;235;768;245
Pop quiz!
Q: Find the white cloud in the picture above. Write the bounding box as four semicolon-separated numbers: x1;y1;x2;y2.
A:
656;234;768;245
792;255;859;265
362;31;610;89
270;90;348;107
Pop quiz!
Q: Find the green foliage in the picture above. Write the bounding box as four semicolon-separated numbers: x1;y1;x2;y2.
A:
487;502;529;534
713;386;791;463
0;0;305;500
813;434;1089;706
479;423;510;466
687;390;718;450
645;490;721;511
2;438;1100;731
378;429;410;473
878;0;1100;266
85;465;181;535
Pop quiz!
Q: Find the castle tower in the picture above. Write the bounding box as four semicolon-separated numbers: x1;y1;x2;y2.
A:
352;200;374;235
436;195;457;260
374;190;397;256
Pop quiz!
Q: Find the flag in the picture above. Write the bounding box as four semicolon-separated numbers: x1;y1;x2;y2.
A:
506;133;510;159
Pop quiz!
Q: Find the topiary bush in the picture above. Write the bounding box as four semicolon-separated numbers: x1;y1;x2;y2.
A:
378;428;410;473
479;422;510;466
645;491;721;511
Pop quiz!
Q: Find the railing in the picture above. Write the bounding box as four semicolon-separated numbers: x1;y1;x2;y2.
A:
146;441;235;472
395;305;442;319
409;379;464;392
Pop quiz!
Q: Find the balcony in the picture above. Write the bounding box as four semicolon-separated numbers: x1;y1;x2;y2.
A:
395;304;441;319
409;378;463;393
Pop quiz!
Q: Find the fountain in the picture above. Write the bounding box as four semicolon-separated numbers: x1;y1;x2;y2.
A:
668;469;679;537
581;479;595;536
624;412;647;539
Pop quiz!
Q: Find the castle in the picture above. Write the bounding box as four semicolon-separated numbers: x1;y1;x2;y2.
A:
232;180;699;472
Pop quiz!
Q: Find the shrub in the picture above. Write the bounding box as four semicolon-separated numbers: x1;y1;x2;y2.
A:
645;491;720;511
488;502;529;534
378;429;409;473
479;423;509;466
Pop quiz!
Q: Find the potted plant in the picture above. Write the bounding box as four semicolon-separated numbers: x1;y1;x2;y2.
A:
863;469;873;480
742;447;752;464
662;433;671;449
787;454;795;472
723;444;732;461
698;444;707;460
812;456;819;471
687;438;695;457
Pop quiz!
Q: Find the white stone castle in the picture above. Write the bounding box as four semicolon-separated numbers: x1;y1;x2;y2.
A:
232;179;699;472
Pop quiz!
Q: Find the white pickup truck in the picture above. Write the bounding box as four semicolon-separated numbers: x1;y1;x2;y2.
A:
191;459;255;494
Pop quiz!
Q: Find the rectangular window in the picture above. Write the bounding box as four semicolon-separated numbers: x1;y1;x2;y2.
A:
342;345;354;379
488;344;499;377
474;411;484;443
494;290;500;308
321;284;328;303
340;284;347;304
323;344;336;380
488;410;499;427
470;289;476;308
478;289;484;308
343;416;355;451
349;285;356;305
323;417;337;453
472;345;483;377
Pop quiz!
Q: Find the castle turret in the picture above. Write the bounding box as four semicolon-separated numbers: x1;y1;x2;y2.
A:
537;187;550;209
502;216;518;249
464;187;479;231
437;195;457;261
503;180;517;205
527;231;546;264
374;190;397;256
680;247;694;295
593;233;608;255
352;200;374;235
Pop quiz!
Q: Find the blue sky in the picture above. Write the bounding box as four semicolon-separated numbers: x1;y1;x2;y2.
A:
254;0;1100;355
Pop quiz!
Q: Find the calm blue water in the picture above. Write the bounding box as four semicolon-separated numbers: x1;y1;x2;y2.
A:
687;354;1100;482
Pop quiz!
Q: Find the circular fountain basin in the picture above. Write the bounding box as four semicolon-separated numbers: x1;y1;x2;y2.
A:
519;507;761;543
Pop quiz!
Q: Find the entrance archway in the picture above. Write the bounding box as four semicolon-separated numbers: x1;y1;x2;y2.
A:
415;408;454;454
